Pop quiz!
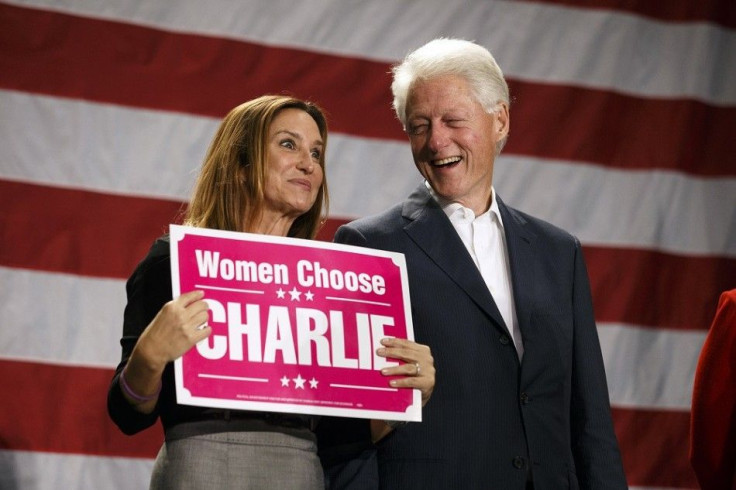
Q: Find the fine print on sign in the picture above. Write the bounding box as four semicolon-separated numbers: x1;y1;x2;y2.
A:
170;224;420;421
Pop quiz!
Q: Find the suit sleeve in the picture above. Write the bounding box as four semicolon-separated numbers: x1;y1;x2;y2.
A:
690;289;736;490
334;224;368;247
569;238;628;488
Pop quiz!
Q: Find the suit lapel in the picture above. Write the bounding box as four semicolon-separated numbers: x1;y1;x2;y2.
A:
497;196;535;353
401;185;509;334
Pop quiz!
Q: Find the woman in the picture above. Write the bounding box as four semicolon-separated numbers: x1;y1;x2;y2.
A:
107;95;435;489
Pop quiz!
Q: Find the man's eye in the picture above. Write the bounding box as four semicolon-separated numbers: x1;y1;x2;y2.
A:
408;124;428;135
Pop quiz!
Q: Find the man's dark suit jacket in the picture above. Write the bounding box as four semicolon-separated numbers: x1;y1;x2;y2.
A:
328;184;627;489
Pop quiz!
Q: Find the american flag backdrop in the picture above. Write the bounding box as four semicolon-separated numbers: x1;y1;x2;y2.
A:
1;1;735;488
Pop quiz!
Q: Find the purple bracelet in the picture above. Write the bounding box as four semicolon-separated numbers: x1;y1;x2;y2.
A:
120;367;161;404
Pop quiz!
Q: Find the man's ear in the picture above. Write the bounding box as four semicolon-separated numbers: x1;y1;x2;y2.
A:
495;102;510;140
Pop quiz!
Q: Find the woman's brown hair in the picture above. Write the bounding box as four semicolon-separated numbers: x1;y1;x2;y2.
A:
184;95;329;239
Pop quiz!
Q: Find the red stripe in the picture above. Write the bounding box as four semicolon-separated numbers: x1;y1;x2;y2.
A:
612;407;698;488
585;246;735;331
0;359;162;458
507;80;735;177
1;4;734;177
0;3;398;140
307;218;732;333
522;0;736;29
1;180;732;332
316;215;350;242
0;180;184;280
0;358;700;488
0;179;335;280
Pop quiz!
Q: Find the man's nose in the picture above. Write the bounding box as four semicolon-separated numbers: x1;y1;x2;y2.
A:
428;125;450;153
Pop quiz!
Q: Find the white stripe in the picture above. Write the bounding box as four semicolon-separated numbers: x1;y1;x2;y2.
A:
599;322;706;410
9;0;736;105
2;90;735;257
0;90;211;201
0;89;417;204
0;267;126;368
0;266;708;412
326;132;419;219
0;450;153;490
494;155;736;257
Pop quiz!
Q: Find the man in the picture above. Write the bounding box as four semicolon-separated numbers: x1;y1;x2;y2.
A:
332;38;627;489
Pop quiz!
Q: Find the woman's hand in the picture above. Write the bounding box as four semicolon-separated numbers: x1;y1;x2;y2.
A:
377;338;435;407
121;290;211;412
134;290;211;370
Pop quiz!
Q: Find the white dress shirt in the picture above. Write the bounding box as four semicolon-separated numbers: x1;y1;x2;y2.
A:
428;183;523;359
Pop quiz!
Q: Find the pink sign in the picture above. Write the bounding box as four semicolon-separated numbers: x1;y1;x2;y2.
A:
170;225;419;421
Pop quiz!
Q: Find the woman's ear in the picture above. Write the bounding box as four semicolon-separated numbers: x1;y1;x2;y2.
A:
237;165;247;184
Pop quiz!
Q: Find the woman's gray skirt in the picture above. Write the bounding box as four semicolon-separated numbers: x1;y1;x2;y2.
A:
149;419;323;490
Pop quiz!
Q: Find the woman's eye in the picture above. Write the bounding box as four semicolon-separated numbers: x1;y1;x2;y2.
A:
311;149;322;160
280;139;295;149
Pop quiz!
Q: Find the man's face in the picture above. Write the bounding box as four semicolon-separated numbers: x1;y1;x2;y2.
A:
405;74;509;215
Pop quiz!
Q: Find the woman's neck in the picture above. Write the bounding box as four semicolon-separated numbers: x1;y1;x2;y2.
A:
249;212;295;237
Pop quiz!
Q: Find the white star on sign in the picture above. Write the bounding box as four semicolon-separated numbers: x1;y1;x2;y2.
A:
309;378;319;389
289;287;302;301
305;290;314;301
276;288;286;299
293;374;306;389
280;376;290;387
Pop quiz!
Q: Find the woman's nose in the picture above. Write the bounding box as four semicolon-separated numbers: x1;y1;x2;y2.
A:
297;152;315;174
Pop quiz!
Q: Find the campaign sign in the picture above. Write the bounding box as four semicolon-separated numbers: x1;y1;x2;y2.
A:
170;225;420;421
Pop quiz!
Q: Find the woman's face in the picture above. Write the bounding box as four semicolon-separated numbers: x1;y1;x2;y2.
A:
261;108;324;225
